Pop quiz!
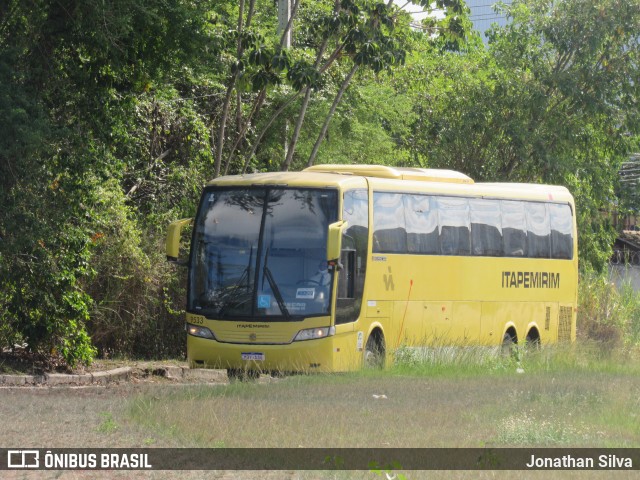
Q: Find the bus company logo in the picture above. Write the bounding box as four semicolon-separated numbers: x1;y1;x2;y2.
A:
383;267;395;291
249;333;257;342
8;450;39;469
502;271;560;289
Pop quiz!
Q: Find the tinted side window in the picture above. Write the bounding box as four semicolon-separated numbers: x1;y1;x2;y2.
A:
526;202;551;258
501;200;527;257
371;192;570;261
438;197;470;255
405;194;439;254
470;199;503;256
373;193;407;253
549;203;573;259
336;189;369;324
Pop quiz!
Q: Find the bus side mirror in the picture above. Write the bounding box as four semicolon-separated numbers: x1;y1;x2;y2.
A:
166;218;193;265
327;220;348;267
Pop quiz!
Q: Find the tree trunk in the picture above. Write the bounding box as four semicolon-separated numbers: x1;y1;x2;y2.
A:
223;87;267;175
242;90;303;173
280;86;313;171
213;0;256;178
280;0;340;171
307;64;359;167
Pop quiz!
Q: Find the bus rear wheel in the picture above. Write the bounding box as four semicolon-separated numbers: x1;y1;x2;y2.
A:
525;332;541;352
501;332;516;357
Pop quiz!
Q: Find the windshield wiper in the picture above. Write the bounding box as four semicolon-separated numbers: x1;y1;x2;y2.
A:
218;246;254;316
262;248;291;321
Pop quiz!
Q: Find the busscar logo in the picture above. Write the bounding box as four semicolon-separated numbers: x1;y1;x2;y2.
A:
383;267;395;291
8;450;40;469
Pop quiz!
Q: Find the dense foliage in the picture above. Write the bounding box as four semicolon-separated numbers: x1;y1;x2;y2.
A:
1;0;638;366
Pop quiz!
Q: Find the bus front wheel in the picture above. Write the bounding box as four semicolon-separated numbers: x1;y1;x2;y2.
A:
364;334;385;369
227;368;260;382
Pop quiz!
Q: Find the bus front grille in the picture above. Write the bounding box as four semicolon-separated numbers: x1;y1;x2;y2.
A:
215;331;294;344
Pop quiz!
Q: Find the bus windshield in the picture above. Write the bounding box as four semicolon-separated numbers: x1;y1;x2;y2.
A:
189;187;338;320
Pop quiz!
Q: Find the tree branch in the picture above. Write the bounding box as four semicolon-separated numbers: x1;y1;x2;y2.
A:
213;0;257;178
242;89;303;173
307;63;359;167
223;87;267;175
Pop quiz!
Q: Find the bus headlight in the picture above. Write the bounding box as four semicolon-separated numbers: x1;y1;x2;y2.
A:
187;324;216;340
293;326;335;342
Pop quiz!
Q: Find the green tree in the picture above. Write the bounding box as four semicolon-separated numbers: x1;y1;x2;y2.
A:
0;0;212;365
208;0;470;175
405;0;639;270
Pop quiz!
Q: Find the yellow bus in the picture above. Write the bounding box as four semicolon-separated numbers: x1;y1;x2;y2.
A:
166;164;577;378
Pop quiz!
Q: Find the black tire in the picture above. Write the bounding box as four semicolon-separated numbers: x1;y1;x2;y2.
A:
364;335;385;369
525;334;541;352
501;332;515;357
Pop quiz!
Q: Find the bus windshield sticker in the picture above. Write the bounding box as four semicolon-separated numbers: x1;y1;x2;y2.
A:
296;288;315;299
285;302;306;312
258;295;271;309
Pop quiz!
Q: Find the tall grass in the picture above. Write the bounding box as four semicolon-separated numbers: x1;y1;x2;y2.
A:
388;266;640;375
121;268;640;451
578;268;640;348
127;344;640;449
392;340;640;377
392;344;514;376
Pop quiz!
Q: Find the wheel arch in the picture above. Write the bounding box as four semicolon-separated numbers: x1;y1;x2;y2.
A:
362;322;387;368
502;323;518;345
366;323;386;351
525;323;541;343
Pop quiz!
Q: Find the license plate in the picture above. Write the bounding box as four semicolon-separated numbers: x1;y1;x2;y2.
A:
241;352;265;361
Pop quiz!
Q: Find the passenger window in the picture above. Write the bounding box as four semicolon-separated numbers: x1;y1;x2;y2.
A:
469;199;503;256
501;200;527;257
438;197;470;255
373;193;407;253
405;195;439;254
549;203;573;259
526;202;551;258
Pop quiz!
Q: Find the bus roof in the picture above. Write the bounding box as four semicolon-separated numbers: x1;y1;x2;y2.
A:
205;170;368;189
205;166;573;204
304;164;474;184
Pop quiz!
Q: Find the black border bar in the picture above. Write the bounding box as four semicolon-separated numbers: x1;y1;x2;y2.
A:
1;448;638;470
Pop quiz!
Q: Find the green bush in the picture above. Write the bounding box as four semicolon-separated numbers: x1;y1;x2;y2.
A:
578;269;640;348
0;174;98;368
83;179;187;359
